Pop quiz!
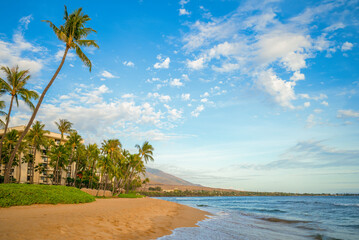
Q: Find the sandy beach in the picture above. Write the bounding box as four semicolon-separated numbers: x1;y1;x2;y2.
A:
0;198;209;240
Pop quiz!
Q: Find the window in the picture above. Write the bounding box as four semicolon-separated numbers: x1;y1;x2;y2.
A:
42;157;48;162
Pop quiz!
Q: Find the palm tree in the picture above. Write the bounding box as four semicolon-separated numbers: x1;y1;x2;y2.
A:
86;143;100;189
55;119;73;143
4;6;99;183
96;154;112;196
54;119;72;184
49;144;69;185
0;66;39;164
25;121;49;184
101;139;122;194
16;140;28;183
126;141;154;191
66;131;83;185
2;130;19;182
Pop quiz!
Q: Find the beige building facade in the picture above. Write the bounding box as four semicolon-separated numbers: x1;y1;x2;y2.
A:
0;125;76;185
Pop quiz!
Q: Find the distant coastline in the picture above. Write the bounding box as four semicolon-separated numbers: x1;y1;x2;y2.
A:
140;189;359;197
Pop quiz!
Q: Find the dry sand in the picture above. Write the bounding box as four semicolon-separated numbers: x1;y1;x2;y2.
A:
0;198;209;240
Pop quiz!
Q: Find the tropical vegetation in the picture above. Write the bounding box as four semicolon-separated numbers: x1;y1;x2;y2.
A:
0;184;95;207
0;6;154;197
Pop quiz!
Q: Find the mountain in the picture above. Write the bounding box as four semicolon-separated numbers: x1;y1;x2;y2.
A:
145;167;199;186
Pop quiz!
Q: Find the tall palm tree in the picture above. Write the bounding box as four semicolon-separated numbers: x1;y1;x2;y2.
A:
86;143;100;189
126;141;154;190
49;144;69;185
55;119;73;143
0;66;39;163
101;139;122;193
4;6;99;183
96;154;112;196
66;130;83;185
16;139;28;183
25;121;49;184
54;119;72;184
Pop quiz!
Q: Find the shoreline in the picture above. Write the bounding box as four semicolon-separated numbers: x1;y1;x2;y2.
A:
0;197;209;240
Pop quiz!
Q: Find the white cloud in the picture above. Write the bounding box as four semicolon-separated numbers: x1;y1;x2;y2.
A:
200;98;208;103
337;109;359;118
341;42;353;51
122;93;135;99
19;15;33;30
0;22;44;75
181;93;190;101
314;109;323;113
290;71;305;81
164;104;183;121
55;49;75;62
101;70;119;79
179;9;190;16
187;57;205;70
169;78;184;87
69;64;74;67
191;105;204;117
123;61;135;67
304;102;310;108
256;69;296;109
180;2;344;108
154;56;170;69
321;101;329;106
148;92;171;102
182;74;190;81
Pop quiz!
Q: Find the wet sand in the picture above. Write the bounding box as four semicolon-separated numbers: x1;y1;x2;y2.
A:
0;198;209;240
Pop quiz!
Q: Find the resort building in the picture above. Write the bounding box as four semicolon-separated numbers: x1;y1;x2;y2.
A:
0;125;76;185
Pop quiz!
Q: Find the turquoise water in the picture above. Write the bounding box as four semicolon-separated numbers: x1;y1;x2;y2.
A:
157;196;359;240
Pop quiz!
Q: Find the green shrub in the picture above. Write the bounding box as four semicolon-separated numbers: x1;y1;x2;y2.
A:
0;184;95;207
118;192;145;198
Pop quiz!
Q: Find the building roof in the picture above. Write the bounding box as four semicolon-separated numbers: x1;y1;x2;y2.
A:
0;125;65;141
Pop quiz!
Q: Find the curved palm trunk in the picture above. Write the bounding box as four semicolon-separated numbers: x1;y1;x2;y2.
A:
0;95;15;164
4;47;69;183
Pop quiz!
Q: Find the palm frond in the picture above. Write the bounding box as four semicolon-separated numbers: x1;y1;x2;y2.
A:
76;40;99;48
72;43;92;71
42;20;67;42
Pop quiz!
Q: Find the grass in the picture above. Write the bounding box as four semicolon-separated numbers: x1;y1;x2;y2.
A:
118;192;145;198
0;184;95;208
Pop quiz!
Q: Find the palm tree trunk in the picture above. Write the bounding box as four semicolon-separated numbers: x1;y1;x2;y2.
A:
96;172;103;197
17;153;21;183
90;160;95;189
4;46;70;183
31;146;36;184
73;155;79;187
0;95;15;164
55;156;59;185
55;137;62;185
103;173;108;196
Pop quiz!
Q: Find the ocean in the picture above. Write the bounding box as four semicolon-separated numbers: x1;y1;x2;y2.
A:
157;196;359;240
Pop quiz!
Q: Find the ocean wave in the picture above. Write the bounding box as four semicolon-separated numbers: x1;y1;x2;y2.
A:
333;203;359;207
259;217;310;224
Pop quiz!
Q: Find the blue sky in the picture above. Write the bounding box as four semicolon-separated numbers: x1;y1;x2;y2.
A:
1;0;358;193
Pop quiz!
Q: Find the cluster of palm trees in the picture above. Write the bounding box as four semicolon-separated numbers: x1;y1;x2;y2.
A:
0;5;99;183
1;118;154;194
